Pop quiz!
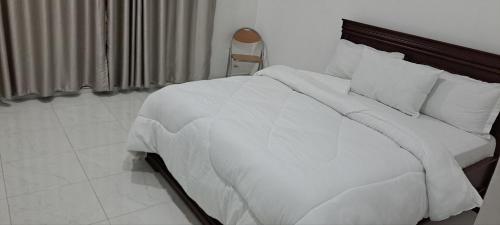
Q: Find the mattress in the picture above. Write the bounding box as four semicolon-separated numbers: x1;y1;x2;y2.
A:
350;93;496;168
453;136;495;168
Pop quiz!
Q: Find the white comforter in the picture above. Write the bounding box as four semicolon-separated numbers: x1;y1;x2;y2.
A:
127;66;482;225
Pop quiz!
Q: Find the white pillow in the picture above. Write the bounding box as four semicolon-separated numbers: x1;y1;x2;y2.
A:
351;48;442;116
422;72;500;136
324;39;405;79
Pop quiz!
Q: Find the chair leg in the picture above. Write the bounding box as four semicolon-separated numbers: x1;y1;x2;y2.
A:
226;60;233;77
226;53;232;77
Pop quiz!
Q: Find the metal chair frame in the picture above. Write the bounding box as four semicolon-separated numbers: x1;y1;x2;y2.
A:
226;28;265;77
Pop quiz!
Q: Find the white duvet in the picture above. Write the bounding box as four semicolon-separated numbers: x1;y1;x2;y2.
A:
127;66;482;225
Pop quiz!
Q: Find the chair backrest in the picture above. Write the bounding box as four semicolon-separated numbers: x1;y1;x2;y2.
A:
230;28;264;57
227;28;265;75
232;28;262;44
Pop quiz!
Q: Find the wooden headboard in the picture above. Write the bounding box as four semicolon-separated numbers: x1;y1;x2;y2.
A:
340;19;500;196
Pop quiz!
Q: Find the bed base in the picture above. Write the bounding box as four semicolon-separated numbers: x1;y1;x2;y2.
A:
145;153;222;225
464;157;498;197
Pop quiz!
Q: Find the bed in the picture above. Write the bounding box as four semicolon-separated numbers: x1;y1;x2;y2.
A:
127;19;500;225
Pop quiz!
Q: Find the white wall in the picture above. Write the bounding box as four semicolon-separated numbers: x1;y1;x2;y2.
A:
210;0;258;78
254;0;500;73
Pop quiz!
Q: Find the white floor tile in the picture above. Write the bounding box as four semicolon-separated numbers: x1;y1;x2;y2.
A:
0;108;61;134
119;119;134;132
0;166;5;200
65;122;127;150
0;198;10;225
0;134;32;162
3;152;87;197
108;202;191;225
99;92;142;103
8;182;106;225
0;128;72;162
0;133;31;159
77;143;150;179
55;103;116;128
0;180;4;201
132;92;152;102
91;219;110;225
104;100;142;116
51;93;102;108
91;171;171;218
104;99;143;122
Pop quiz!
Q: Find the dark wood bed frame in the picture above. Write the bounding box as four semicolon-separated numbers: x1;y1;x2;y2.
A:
146;19;500;225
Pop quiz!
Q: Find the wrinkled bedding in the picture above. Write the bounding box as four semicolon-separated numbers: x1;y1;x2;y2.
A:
127;66;482;224
349;92;496;168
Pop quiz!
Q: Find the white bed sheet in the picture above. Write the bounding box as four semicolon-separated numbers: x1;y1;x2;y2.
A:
350;93;496;168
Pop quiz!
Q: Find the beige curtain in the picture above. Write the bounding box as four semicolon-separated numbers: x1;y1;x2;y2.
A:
107;0;216;89
0;0;216;98
0;0;109;99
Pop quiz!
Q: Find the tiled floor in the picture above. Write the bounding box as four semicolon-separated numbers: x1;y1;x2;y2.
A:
0;91;198;225
0;91;479;225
